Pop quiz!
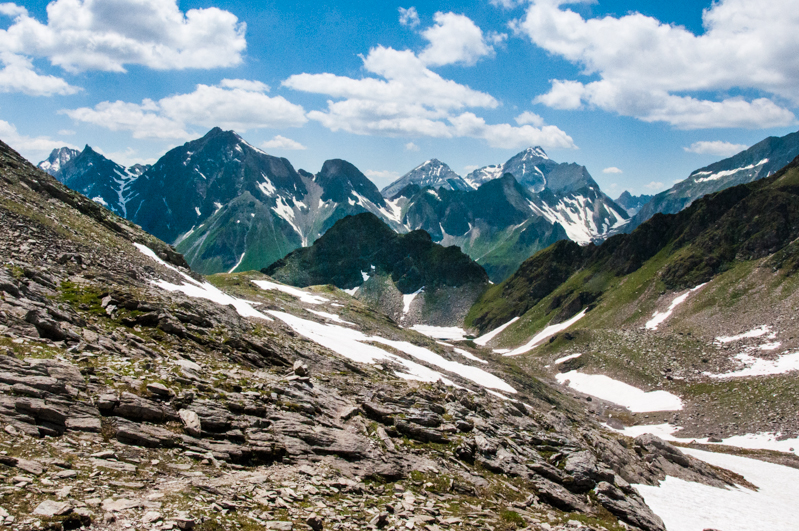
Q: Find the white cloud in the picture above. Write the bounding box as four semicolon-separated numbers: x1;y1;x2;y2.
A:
515;111;545;127
449;112;574;149
57;129;75;136
0;52;78;96
62;80;307;140
683;140;748;156
0;0;245;73
519;0;799;129
399;7;420;28
261;135;307;151
405;142;420;151
0;119;76;162
490;0;525;9
0;3;27;17
603;167;623;174
418;12;495;67
645;181;665;190
284;44;575;149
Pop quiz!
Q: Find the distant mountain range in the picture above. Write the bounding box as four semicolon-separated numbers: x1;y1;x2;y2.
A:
623;129;799;232
39;129;633;281
614;191;653;216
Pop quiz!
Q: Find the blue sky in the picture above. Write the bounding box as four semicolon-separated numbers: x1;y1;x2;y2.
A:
1;0;798;196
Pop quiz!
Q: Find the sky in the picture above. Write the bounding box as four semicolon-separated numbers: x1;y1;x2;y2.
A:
1;0;798;196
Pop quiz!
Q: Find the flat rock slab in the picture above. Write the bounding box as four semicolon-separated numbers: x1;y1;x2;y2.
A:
33;500;72;517
16;458;44;476
102;498;142;512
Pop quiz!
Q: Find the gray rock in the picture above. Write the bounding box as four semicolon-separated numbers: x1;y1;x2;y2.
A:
595;481;666;531
532;477;592;514
147;382;173;397
266;522;293;530
179;409;201;436
33;499;73;517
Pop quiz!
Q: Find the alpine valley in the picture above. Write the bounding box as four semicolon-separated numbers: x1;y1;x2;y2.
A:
1;124;797;531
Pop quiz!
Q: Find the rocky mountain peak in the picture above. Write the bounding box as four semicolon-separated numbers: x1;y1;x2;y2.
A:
38;146;80;176
381;158;469;198
317;159;386;207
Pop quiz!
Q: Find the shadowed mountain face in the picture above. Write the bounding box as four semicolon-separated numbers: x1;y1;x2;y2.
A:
624;129;799;233
263;212;488;294
263;212;490;326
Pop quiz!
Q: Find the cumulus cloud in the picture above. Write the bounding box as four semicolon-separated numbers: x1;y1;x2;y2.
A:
418;12;497;67
284;39;575;149
683;140;748;156
645;181;665;190
0;51;79;96
0;0;245;73
602;167;623;174
405;142;420;151
490;0;525;9
261;135;307;151
515;111;545;127
0;119;77;162
399;7;420;28
519;0;799;129
62;80;307;140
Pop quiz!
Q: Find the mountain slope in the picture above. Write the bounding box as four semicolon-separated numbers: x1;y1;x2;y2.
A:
263;212;489;325
626;129;799;232
464;154;799;448
381;159;470;197
3;136;733;531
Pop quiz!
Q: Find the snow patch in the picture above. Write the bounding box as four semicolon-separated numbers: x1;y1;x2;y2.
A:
611;423;799;456
306;309;355;326
453;348;487;364
704;351;799;379
645;283;706;330
556;370;683;412
194;206;201;216
268;311;515;393
554;353;582;365
251;280;329;305
92;196;108;207
694;158;769;183
474;317;519;346
410;325;468;341
228;253;245;274
134;244;270;321
402;287;423;316
343;287;359;296
505;310;586;356
715;325;771;343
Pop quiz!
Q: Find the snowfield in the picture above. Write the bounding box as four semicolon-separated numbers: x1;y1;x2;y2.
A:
252;280;329;305
269;311;516;394
556;370;683;412
635;448;799;531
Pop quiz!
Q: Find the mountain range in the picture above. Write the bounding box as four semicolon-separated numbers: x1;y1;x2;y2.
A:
623;129;799;232
39;130;629;282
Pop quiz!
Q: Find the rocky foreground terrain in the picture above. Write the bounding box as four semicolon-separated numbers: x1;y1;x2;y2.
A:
0;139;756;531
